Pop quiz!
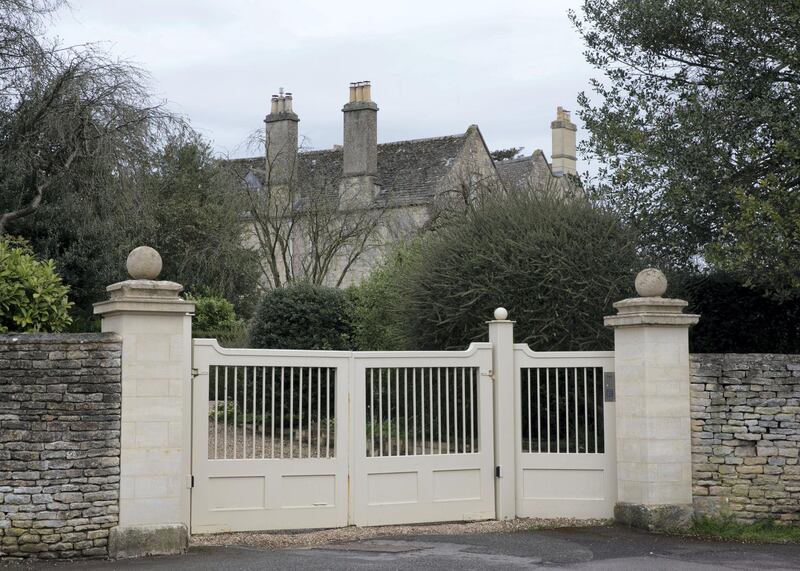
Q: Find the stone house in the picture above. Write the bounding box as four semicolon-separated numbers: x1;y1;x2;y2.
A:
233;81;578;288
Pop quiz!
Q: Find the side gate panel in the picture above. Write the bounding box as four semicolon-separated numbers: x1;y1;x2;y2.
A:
513;347;617;519
351;345;496;526
190;340;350;533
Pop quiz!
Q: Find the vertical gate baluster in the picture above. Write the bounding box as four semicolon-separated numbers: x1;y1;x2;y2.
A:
224;367;228;459
214;367;218;460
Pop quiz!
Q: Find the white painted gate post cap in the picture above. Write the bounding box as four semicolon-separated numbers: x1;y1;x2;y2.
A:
634;268;667;297
126;246;162;280
494;307;509;321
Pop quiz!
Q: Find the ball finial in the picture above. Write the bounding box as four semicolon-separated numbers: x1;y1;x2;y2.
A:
635;268;667;297
494;307;509;321
126;246;162;280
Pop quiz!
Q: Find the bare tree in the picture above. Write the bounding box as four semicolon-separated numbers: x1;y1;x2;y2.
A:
0;0;180;234
230;135;388;289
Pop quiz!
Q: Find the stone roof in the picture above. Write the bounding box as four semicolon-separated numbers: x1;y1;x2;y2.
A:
374;133;469;205
494;150;555;191
231;131;471;208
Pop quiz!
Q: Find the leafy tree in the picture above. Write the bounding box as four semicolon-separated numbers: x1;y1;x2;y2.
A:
375;190;641;351
142;137;260;316
249;283;354;350
0;236;72;332
571;1;800;298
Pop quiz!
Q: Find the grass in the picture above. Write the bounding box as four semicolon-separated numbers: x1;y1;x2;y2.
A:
688;516;800;544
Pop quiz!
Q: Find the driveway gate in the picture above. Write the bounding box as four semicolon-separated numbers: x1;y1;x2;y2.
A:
190;338;616;533
351;345;496;525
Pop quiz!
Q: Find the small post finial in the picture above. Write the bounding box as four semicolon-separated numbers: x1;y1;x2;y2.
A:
494;307;509;321
634;268;668;297
126;246;162;280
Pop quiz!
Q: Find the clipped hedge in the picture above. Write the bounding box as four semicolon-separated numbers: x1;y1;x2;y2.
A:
249;283;354;350
370;191;641;350
189;293;247;347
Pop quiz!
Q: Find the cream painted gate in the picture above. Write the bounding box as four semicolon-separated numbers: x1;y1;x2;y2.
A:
189;336;617;532
190;340;351;533
513;346;617;519
351;344;496;526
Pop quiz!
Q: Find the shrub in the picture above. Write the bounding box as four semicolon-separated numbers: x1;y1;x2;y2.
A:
189;293;247;347
249;283;354;350
381;191;641;350
667;271;800;353
0;236;73;332
348;248;409;351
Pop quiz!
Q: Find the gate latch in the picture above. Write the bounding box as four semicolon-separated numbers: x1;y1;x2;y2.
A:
603;372;616;402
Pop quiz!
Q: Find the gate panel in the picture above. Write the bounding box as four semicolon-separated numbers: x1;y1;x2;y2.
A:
191;340;350;533
513;347;617;519
352;345;495;526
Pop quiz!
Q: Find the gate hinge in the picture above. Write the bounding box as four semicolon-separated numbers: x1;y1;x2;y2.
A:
191;368;199;378
187;474;195;489
482;369;494;381
495;466;501;479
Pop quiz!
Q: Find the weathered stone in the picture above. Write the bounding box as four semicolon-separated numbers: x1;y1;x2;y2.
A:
691;353;800;526
0;333;120;561
614;502;693;531
108;524;188;559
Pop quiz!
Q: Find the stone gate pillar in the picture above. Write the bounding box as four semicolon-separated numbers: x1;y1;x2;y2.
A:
487;307;516;520
93;247;194;558
604;269;699;530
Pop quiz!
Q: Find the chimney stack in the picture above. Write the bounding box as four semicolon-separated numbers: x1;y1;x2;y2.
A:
343;81;378;178
264;87;299;185
551;106;577;176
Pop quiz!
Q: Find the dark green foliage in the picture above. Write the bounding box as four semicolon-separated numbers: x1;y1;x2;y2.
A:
572;1;800;299
0;3;260;325
249;283;354;350
0;236;72;332
375;191;641;351
189;293;247;348
671;272;800;353
348;249;409;351
144;139;261;318
10;135;260;328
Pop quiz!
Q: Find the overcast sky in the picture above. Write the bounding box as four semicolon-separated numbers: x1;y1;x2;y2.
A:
52;0;596;162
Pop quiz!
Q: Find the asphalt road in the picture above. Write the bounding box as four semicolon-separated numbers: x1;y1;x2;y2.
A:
5;525;800;570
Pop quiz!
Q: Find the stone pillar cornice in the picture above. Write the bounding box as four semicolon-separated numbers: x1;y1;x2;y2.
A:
604;297;699;329
94;280;194;317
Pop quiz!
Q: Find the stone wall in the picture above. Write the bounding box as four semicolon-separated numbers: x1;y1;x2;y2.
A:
0;333;122;561
690;354;800;523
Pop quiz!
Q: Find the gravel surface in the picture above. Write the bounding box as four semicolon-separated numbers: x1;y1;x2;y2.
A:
191;518;613;550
